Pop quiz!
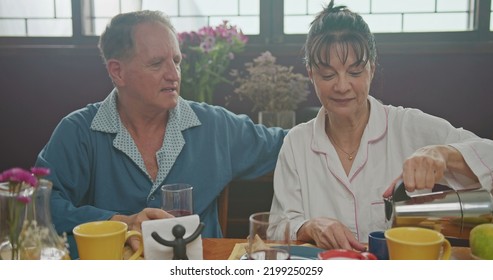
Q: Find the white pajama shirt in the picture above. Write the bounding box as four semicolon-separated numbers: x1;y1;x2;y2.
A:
270;96;493;242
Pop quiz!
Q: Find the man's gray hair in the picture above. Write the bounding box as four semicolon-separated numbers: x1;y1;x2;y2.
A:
98;10;176;64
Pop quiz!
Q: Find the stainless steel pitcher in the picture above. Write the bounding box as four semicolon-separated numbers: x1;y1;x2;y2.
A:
384;181;493;240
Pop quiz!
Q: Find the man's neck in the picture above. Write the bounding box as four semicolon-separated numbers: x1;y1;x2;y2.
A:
117;103;168;139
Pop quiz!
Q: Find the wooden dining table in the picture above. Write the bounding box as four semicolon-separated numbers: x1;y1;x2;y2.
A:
126;238;474;260
202;238;474;260
203;238;246;260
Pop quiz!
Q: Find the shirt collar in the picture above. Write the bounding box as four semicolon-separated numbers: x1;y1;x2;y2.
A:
90;89;201;133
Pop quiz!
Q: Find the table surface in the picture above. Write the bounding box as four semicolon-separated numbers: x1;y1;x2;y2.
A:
202;238;474;260
203;238;245;260
126;238;473;260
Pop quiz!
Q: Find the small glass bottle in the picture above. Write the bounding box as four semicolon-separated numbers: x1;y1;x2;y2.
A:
23;179;70;260
0;182;34;260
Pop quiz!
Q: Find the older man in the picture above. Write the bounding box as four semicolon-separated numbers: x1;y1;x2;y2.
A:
35;10;286;259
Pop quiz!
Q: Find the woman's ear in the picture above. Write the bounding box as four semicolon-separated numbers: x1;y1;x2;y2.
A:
107;59;124;86
306;66;313;83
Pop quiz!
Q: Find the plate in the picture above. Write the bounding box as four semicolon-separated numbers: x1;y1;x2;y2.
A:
281;245;325;260
241;245;324;260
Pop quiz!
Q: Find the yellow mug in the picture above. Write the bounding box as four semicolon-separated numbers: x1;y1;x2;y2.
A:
385;227;451;260
73;221;143;260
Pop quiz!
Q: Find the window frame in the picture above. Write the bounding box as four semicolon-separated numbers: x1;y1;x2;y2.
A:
0;0;492;55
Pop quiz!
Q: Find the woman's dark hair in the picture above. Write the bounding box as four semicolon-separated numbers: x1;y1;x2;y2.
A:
98;10;175;64
303;0;376;69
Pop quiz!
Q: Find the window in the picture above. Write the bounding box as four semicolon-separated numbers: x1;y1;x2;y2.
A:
0;0;491;48
284;0;474;34
84;0;260;36
0;0;72;36
491;0;493;30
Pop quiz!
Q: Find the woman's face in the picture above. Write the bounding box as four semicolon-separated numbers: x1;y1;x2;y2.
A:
307;44;375;119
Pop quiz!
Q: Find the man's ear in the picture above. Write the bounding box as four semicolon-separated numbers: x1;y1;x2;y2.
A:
107;59;125;86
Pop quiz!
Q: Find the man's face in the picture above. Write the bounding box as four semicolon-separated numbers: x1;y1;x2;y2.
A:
116;21;182;113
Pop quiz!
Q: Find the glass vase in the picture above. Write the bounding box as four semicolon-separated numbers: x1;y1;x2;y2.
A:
23;179;70;260
0;182;34;260
258;110;296;129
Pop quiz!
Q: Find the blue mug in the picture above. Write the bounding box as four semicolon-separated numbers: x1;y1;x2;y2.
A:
368;231;389;260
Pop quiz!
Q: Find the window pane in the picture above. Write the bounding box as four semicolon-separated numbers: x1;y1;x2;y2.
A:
284;15;312;34
0;0;54;18
333;0;370;13
92;0;121;17
27;19;72;36
93;18;112;35
121;0;143;13
143;0;179;16
0;0;72;37
404;13;470;32
210;16;259;34
180;0;238;16
172;17;208;32
83;0;259;36
240;0;259;14
284;0;474;34
91;0;142;16
286;0;371;15
371;0;435;13
436;0;469;12
285;0;306;14
0;19;26;36
363;14;402;33
55;0;72;17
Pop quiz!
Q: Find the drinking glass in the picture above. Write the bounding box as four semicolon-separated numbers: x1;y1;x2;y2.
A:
247;212;291;260
161;184;193;217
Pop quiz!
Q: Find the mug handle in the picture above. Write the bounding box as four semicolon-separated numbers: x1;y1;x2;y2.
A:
439;239;452;260
125;230;143;260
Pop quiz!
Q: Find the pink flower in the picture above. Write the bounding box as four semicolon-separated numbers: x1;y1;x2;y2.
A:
200;36;216;53
16;195;31;204
30;167;50;177
0;167;37;187
198;26;215;37
177;21;248;103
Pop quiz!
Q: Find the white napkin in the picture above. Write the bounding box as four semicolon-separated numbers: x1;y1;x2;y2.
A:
141;214;203;260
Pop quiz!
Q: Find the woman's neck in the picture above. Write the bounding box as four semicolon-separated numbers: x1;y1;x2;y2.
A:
325;101;370;148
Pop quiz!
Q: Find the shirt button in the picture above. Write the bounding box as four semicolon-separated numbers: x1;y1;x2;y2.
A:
150;196;155;201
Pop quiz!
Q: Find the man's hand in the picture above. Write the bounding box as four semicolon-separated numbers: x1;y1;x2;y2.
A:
111;208;174;252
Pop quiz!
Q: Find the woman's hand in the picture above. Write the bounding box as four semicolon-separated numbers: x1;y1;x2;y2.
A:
111;208;174;252
401;145;447;192
383;145;477;198
297;217;366;251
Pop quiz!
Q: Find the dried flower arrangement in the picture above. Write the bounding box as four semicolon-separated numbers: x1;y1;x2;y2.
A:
230;51;310;112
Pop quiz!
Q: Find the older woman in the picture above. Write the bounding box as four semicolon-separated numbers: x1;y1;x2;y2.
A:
270;1;493;251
